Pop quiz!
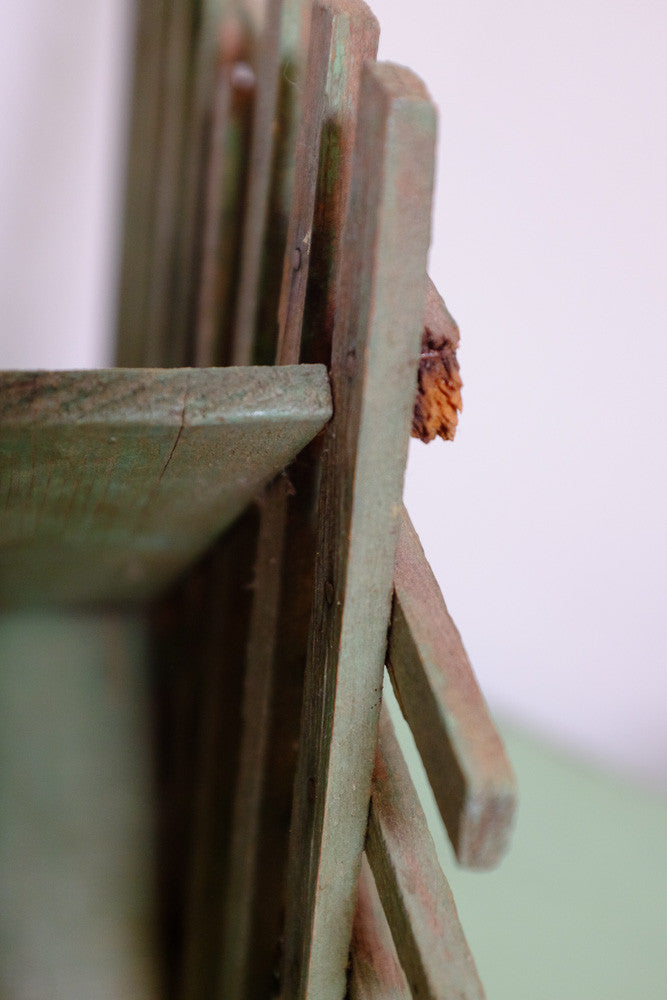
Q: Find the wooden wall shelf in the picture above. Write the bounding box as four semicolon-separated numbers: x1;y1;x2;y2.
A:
0;365;331;605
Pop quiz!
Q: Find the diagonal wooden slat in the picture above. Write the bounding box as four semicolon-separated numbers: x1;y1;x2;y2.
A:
349;856;411;1000
281;62;436;1000
367;706;486;1000
0;366;331;605
388;506;517;869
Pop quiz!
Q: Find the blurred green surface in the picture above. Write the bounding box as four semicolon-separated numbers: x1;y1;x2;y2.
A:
386;680;667;999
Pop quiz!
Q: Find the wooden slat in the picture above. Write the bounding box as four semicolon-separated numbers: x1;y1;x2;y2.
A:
211;7;378;997
388;507;517;869
210;6;378;997
349;856;411;1000
0;366;331;605
231;0;309;365
194;33;255;367
167;0;236;367
367;707;486;1000
281;63;436;1000
275;0;379;365
115;0;169;366
142;0;197;367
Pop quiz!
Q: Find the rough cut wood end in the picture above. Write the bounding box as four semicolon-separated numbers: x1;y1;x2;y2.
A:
412;278;462;443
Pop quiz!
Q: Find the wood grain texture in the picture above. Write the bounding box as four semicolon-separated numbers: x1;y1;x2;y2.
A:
275;0;379;365
367;707;485;1000
388;507;517;869
349;856;411;1000
281;62;436;1000
0;366;331;605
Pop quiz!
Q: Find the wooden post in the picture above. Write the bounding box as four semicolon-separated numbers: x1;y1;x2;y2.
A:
281;62;436;1000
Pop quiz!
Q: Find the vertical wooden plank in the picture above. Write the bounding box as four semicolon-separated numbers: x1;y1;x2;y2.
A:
231;0;309;365
388;506;517;869
216;476;289;997
194;38;255;367
212;7;377;997
349;857;411;1000
281;63;436;1000
143;0;198;367
166;0;236;366
115;0;169;366
366;707;486;1000
275;0;379;366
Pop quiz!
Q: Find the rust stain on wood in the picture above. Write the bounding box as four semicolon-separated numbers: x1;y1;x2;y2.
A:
412;277;462;443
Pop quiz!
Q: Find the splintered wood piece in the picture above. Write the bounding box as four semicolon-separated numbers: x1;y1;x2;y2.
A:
388;507;517;869
281;63;436;1000
115;0;169;367
232;0;310;365
367;707;485;1000
412;277;463;443
349;856;411;1000
0;366;331;605
275;0;379;365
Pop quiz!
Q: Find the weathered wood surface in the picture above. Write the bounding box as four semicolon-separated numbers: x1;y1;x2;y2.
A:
388;507;517;869
0;366;331;605
276;0;379;365
281;63;436;1000
349;856;411;1000
209;6;377;997
232;0;310;365
366;707;485;1000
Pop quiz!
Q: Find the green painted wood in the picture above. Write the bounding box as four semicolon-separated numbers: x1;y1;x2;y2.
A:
194;28;255;367
275;0;379;366
281;62;436;1000
143;0;198;367
217;475;289;997
388;506;517;869
367;706;485;1000
0;366;331;605
211;6;379;998
115;0;170;367
0;612;157;998
231;0;309;365
349;856;411;1000
167;0;236;367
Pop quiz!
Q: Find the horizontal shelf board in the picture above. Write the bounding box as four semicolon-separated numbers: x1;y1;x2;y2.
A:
0;366;332;605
